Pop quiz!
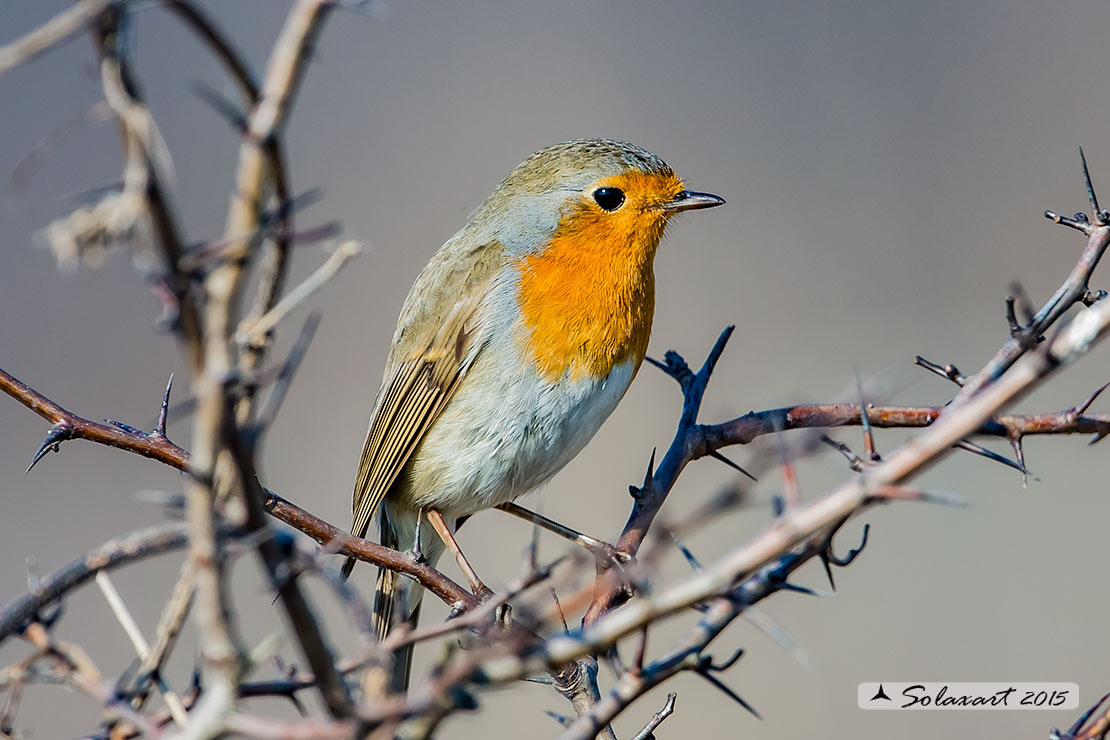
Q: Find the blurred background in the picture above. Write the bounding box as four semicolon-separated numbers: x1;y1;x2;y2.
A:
3;1;1110;737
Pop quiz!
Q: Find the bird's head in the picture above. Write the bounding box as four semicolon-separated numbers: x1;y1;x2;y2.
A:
468;139;724;260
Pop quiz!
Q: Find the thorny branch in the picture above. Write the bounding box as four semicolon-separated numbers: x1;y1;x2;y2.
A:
2;1;1110;738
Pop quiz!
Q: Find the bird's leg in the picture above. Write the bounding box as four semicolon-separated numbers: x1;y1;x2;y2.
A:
495;502;618;561
408;509;426;563
425;509;492;598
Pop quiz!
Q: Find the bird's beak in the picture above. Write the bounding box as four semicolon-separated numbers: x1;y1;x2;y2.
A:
659;190;726;213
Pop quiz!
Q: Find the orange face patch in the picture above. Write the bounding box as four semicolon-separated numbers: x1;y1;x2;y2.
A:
515;170;685;382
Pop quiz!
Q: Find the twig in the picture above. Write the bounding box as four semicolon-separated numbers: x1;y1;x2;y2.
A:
94;572;190;727
135;561;194;700
0;367;190;471
236;240;362;349
0;0;112;78
0;525;193;643
89;5;203;366
628;693;676;740
952;158;1110;404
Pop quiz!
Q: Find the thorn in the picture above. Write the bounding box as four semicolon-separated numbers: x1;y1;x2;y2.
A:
764;557;829;596
106;419;143;436
700;325;735;379
913;355;965;386
252;314;322;438
550;588;569;634
189;80;247;132
778;582;831;598
820;556;836;592
630;448;657;499
670;530;703;572
704;647;745;673
870;485;967;508
1080;146;1110;224
156;373;173;437
695;669;761;719
287;692;308;716
825;522;871;569
652;349;692;387
1009;436;1028;488
1075;381;1110;418
820;435;866;472
631;627;648;676
708;450;757;481
545;710;574;728
1089;432;1107;446
855;372;879;462
1008;282;1035;326
1005;296;1023;336
26;422;73;474
954;439;1027;476
744;607;810;666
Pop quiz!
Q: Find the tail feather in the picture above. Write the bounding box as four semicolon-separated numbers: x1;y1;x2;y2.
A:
340;555;357;581
371;513;417;694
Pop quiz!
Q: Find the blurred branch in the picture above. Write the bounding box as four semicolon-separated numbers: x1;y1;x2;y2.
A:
628;693;676;740
93;572;190;727
0;0;112;78
235;239;363;349
0;525;193;642
181;0;344;726
88;5;204;367
158;0;301;422
133;560;195;712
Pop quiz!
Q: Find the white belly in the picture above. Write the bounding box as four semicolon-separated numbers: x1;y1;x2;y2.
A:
402;350;638;518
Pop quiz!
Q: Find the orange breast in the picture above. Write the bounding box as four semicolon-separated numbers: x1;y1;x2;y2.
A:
515;171;681;382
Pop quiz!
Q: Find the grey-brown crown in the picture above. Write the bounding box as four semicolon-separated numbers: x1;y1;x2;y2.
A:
496;139;674;196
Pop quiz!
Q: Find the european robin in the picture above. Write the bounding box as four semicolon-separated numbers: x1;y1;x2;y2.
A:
345;139;723;690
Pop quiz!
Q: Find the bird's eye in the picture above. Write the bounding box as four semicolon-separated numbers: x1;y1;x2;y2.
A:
592;187;625;211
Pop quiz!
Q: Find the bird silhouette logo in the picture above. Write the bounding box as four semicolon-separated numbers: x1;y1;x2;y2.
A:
871;684;892;702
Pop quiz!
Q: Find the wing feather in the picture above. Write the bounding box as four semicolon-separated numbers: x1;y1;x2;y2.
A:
349;291;488;544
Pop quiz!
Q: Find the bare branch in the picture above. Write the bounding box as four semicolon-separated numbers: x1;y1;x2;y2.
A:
0;0;112;78
0;525;193;642
236;240;362;350
628;692;676;740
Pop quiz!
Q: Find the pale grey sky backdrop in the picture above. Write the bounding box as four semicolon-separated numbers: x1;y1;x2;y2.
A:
3;2;1110;738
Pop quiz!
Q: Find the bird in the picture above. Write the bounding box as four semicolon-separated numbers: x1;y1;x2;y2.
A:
344;138;724;691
